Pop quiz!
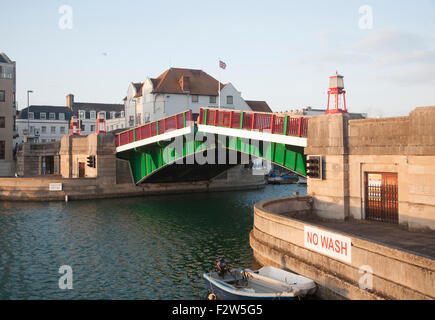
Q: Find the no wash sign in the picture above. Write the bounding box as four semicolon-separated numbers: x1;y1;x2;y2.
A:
304;226;352;263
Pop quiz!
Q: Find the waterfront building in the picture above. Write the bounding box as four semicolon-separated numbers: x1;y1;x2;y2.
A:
16;94;125;143
282;106;368;118
124;67;270;126
0;52;17;176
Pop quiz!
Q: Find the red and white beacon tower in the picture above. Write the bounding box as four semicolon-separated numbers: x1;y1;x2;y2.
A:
69;116;81;136
325;71;348;114
95;111;107;134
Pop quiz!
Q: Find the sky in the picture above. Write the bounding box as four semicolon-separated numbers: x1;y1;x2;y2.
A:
1;0;434;117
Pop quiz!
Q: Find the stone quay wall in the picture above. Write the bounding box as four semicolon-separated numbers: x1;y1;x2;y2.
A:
250;196;435;300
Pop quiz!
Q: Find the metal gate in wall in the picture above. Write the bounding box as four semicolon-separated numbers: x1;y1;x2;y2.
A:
365;172;398;224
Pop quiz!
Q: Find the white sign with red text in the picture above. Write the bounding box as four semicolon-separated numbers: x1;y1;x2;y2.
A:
304;226;352;264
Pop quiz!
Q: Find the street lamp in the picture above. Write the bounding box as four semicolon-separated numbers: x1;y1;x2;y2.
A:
27;90;34;136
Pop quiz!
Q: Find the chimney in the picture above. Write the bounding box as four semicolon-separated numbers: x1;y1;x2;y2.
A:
66;94;74;109
179;76;190;92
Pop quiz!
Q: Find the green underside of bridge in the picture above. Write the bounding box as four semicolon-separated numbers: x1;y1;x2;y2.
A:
117;132;306;184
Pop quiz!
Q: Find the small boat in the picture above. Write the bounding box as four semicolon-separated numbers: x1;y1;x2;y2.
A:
203;258;316;300
267;176;283;184
297;176;307;185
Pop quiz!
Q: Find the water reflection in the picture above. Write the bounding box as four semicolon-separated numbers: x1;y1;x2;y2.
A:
0;184;306;299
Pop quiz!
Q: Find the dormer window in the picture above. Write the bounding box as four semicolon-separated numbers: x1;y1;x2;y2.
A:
29;112;34;120
110;111;116;119
49;112;55;120
59;113;65;120
90;111;96;119
79;110;85;119
40;112;47;120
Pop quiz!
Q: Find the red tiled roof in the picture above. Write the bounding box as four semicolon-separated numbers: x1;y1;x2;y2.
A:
151;68;224;96
245;100;273;113
133;82;144;98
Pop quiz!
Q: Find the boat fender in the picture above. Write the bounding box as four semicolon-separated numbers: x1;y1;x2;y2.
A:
208;293;217;300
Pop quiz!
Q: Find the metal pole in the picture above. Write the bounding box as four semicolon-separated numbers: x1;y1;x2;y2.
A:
218;59;221;108
27;90;33;136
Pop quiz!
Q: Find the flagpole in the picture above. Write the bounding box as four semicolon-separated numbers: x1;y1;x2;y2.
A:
218;59;221;108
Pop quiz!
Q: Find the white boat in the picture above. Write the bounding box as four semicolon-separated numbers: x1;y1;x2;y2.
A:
298;176;307;185
253;266;317;297
203;262;316;300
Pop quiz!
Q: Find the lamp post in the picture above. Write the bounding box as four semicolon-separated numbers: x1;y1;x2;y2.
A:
27;90;33;136
132;99;137;126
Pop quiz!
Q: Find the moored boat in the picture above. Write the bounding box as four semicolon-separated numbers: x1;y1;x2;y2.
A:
203;258;316;300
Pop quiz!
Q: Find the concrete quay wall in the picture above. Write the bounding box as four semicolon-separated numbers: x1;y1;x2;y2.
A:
0;175;265;201
305;106;435;231
250;196;435;300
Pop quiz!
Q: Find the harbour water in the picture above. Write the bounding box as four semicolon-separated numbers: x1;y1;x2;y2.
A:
0;184;306;299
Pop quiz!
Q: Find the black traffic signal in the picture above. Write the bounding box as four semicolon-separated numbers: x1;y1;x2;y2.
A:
306;155;322;179
87;155;96;168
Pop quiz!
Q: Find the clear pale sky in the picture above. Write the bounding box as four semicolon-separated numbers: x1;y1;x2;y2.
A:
1;0;434;117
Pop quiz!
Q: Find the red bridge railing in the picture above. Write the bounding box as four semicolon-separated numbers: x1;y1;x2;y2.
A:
198;107;308;137
116;110;193;147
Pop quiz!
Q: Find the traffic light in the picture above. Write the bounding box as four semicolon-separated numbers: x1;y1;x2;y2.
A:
306;155;322;180
87;155;96;168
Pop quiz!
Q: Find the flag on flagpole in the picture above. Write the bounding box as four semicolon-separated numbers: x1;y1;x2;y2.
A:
219;60;227;70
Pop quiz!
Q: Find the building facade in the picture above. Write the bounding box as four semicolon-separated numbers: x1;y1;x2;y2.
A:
124;68;268;126
0;52;17;176
17;94;125;143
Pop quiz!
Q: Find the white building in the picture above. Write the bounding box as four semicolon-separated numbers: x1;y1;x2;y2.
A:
16;94;125;143
0;52;17;176
282;106;367;118
124;68;272;126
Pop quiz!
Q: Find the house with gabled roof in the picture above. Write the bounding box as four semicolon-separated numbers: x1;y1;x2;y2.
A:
16;94;125;144
124;67;269;125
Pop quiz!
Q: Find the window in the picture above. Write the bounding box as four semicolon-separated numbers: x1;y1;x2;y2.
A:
40;112;47;120
59;113;65;120
41;126;46;133
90;111;96;119
0;117;4;128
80;123;85;132
79;110;85;119
192;95;199;103
28;112;34;120
0;90;5;102
0;141;4;159
90;125;95;132
51;126;56;134
41;139;46;143
49;112;55;120
121;111;125;118
227;96;233;104
110;111;115;119
30;126;35;134
60;127;65;134
210;96;216;104
51;139;56;142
